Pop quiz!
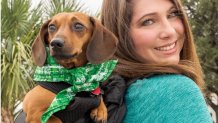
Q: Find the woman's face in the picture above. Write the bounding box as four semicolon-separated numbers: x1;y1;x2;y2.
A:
130;0;185;64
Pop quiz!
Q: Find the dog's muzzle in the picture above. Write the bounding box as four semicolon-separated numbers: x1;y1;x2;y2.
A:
51;38;65;50
50;38;77;60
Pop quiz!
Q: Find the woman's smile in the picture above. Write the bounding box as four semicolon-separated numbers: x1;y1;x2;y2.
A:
155;41;177;55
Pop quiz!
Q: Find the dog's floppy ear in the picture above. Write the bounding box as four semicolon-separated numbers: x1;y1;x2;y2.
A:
87;17;118;64
32;20;50;66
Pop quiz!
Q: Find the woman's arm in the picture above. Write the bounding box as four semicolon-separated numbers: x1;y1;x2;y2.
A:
123;74;212;123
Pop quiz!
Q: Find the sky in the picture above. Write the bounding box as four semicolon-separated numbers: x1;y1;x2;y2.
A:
31;0;103;14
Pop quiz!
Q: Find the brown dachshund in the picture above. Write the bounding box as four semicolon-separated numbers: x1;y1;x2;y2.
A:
23;12;118;123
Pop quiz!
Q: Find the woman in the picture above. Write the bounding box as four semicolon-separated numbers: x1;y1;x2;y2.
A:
101;0;212;122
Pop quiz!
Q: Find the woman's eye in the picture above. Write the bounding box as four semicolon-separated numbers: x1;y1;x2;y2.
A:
141;19;154;26
48;24;57;32
168;10;182;18
73;23;84;32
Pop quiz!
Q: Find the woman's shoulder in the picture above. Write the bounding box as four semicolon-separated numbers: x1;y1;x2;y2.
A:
125;74;203;106
140;74;195;85
124;74;212;123
127;74;199;95
126;74;205;105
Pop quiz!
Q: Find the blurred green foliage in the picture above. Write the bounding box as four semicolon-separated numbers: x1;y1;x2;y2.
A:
182;0;218;92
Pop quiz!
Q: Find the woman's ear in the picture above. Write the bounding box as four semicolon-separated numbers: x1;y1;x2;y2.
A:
32;20;50;66
86;17;118;64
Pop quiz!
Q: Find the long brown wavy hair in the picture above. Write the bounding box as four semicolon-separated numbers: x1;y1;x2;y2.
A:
101;0;205;90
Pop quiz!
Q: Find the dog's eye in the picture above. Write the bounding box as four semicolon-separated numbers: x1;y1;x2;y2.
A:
48;24;57;32
73;23;84;32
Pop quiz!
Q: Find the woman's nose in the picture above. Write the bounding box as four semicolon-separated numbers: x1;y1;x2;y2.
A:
159;19;177;40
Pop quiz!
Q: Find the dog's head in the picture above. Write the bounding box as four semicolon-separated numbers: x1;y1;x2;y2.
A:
32;12;118;68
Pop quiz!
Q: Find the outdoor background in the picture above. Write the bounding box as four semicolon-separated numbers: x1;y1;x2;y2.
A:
1;0;218;122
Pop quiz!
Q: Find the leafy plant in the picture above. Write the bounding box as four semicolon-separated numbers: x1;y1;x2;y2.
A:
1;0;42;122
183;0;218;91
41;0;85;18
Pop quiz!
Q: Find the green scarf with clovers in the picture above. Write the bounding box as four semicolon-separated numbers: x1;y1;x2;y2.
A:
33;48;117;123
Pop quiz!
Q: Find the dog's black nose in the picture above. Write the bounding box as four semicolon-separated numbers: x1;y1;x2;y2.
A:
51;38;64;49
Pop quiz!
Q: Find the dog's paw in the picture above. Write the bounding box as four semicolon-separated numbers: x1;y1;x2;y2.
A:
90;107;107;123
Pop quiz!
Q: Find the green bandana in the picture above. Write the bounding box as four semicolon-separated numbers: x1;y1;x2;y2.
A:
33;49;117;123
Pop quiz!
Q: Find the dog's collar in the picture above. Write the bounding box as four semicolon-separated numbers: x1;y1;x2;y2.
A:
33;50;117;123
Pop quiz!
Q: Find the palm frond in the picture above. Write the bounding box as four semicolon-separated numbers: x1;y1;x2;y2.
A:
41;0;86;18
1;41;35;108
2;0;30;39
1;0;42;120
